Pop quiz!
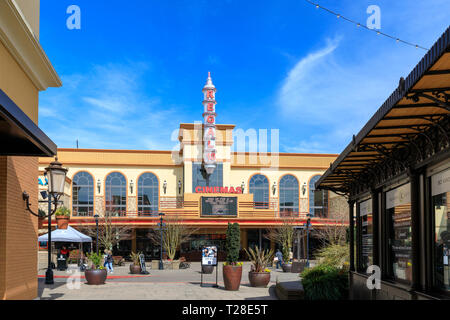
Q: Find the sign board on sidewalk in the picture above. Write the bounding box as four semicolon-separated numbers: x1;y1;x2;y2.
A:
201;246;218;266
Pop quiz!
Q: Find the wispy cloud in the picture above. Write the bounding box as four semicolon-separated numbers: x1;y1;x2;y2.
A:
276;35;405;153
39;62;185;150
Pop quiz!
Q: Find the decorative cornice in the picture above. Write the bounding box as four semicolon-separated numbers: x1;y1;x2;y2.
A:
0;0;61;91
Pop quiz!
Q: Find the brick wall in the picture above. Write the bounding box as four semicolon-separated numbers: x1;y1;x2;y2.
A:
0;156;38;300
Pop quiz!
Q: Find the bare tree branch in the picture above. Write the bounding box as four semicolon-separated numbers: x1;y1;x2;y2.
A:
77;212;133;251
147;215;198;260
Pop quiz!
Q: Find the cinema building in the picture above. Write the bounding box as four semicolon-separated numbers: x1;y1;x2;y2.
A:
38;73;347;260
316;27;450;300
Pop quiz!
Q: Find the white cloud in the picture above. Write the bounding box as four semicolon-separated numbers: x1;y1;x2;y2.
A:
39;62;185;150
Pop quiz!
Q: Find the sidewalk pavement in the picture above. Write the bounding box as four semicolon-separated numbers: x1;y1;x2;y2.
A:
37;262;301;300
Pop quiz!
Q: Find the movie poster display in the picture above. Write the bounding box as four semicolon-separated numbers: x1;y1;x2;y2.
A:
201;246;218;266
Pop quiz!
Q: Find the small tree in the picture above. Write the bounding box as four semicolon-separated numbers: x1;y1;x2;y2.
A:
312;206;348;247
264;217;296;262
225;223;240;265
78;212;133;251
147;215;197;261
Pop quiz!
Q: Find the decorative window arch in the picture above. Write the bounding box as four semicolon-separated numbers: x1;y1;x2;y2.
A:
249;174;269;209
279;175;299;217
138;172;159;215
105;172;127;216
309;175;328;217
72;172;94;216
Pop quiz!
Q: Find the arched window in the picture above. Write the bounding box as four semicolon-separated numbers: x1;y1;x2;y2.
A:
105;172;127;216
309;175;328;217
279;175;299;217
72;172;94;216
249;174;269;209
138;172;159;215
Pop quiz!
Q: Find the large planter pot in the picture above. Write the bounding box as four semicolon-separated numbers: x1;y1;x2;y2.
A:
56;216;70;229
291;261;306;273
248;272;271;287
202;265;214;274
223;265;242;291
281;263;292;273
129;264;141;274
85;269;107;285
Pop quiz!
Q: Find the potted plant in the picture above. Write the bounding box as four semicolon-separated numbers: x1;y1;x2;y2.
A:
223;223;243;291
281;245;292;273
202;264;214;274
85;252;107;285
129;251;142;274
244;247;274;287
54;206;71;229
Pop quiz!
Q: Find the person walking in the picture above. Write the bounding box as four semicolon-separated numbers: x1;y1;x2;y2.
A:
105;250;114;273
275;249;283;269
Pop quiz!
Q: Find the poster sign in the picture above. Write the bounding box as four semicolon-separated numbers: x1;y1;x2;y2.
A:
201;197;238;216
202;246;218;266
386;183;411;209
431;167;450;197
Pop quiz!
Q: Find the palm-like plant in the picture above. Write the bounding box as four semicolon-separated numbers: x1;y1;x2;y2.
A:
244;247;275;273
129;251;141;266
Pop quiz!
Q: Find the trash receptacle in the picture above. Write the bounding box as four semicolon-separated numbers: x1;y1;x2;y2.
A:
57;254;67;271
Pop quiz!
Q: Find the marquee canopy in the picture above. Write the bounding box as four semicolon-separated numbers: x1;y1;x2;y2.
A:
38;226;92;243
316;26;450;195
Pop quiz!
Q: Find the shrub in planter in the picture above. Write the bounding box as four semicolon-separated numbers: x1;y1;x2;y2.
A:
223;223;242;291
85;252;107;285
55;206;71;229
300;264;348;300
129;252;142;274
315;244;349;268
244;247;274;287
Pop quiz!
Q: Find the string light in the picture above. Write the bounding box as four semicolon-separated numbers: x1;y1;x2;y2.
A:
304;0;428;50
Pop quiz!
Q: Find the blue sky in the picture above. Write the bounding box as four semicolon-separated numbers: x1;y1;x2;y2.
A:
38;0;450;153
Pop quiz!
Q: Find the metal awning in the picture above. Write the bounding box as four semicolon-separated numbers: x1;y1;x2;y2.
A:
0;89;57;156
316;26;450;194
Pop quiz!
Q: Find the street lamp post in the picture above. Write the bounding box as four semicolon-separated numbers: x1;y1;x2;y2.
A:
94;214;99;254
159;212;165;270
23;157;68;285
46;193;53;284
305;214;311;268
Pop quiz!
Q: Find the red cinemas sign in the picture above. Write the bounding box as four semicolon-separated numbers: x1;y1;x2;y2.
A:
195;186;243;194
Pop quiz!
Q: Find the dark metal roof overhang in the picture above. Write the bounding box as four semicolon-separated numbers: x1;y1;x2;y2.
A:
0;89;57;156
316;26;450;195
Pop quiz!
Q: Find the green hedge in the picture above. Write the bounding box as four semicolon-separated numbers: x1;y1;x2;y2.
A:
301;264;348;300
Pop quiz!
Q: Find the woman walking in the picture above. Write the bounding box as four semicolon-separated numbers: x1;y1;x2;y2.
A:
104;249;114;273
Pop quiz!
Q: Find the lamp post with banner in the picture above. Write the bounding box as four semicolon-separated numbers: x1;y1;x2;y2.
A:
23;157;68;285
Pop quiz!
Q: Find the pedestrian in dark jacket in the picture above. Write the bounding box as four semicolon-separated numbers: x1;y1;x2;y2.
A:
275;249;283;269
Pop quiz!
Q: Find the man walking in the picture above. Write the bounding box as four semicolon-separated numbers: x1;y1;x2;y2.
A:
275;249;283;269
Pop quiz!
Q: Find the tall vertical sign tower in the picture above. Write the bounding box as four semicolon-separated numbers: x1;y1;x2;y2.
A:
202;72;217;175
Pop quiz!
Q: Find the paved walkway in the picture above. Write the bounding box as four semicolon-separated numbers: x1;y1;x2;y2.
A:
37;262;301;300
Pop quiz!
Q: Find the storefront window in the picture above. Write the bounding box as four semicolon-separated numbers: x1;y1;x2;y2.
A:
249;174;269;209
72;172;94;216
359;199;373;271
309;175;328;217
279;175;299;217
138;172;159;215
192;163;223;190
386;183;412;283
105;172;127;216
431;168;450;292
